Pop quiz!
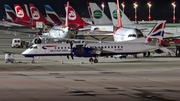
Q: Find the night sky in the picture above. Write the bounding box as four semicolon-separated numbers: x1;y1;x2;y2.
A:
0;0;179;22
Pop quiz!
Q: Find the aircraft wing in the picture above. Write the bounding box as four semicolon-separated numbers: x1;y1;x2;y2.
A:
163;33;180;39
77;30;113;36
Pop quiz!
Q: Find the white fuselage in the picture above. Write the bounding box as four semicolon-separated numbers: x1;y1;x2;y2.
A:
42;25;69;42
22;38;158;57
113;27;144;42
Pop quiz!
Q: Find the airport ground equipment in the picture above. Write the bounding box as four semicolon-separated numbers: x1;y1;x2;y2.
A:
11;38;22;48
5;53;14;63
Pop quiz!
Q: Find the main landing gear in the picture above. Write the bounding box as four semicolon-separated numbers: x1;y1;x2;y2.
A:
89;57;98;63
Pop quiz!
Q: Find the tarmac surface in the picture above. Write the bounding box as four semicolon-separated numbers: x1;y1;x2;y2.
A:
0;30;180;101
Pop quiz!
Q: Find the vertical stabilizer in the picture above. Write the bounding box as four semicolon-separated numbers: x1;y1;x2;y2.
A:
86;1;94;25
44;5;63;25
89;3;112;25
29;3;47;22
23;4;31;18
116;0;122;28
146;21;166;43
64;3;87;28
108;2;133;26
14;4;31;21
4;4;16;20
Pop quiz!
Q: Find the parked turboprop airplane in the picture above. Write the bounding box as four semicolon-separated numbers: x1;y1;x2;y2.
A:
22;20;165;63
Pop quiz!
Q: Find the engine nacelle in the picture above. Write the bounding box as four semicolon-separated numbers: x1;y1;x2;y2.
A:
32;37;42;44
72;46;99;57
155;49;163;54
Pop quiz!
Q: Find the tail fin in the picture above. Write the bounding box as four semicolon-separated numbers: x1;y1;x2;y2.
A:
14;4;31;21
89;3;112;25
64;3;87;28
44;5;63;25
146;21;166;43
116;0;122;28
86;1;94;25
108;2;133;26
4;4;16;20
29;3;47;22
23;4;31;18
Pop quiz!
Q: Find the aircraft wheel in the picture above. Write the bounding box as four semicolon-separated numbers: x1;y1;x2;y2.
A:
32;60;35;63
89;58;93;62
34;38;42;44
94;59;98;63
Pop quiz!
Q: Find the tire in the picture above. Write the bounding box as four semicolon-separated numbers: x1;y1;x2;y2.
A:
89;58;93;62
94;59;98;63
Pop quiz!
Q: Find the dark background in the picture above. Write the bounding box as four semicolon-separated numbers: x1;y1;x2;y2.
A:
0;0;179;23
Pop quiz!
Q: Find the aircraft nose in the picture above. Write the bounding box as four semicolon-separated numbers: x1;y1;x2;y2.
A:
22;50;27;56
21;49;31;57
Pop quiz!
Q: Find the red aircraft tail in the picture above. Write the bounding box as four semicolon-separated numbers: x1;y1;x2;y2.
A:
64;3;87;28
29;3;47;22
14;4;31;21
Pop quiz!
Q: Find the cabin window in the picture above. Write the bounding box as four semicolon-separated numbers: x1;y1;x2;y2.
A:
108;46;110;48
98;46;100;48
61;47;63;49
65;47;66;49
121;46;123;48
118;46;120;48
111;46;113;48
58;47;60;49
114;46;116;48
68;47;70;49
104;46;106;48
101;46;103;48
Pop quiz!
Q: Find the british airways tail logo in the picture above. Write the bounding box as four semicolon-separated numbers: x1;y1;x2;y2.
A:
149;21;166;37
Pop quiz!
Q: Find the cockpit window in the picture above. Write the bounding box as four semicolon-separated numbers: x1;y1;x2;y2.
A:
128;34;137;37
30;46;33;49
135;29;144;38
33;46;38;49
30;45;38;49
